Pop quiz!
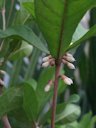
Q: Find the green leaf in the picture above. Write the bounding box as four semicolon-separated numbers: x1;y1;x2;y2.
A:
56;104;81;124
36;67;55;109
23;2;35;17
67;94;80;103
72;24;88;42
41;103;80;125
35;0;96;58
0;25;49;53
67;24;96;51
0;87;23;118
23;83;38;121
56;122;78;128
89;116;96;128
10;107;30;123
79;112;92;128
24;79;37;90
18;0;33;3
39;102;67;125
78;112;96;128
0;0;3;8
9;41;33;60
36;67;66;111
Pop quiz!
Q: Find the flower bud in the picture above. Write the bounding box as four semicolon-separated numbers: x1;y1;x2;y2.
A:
36;123;40;128
67;56;75;62
61;75;73;85
63;55;75;62
42;61;50;67
44;80;53;92
0;79;4;85
42;55;52;62
66;53;73;57
67;62;75;69
44;84;51;92
36;126;40;128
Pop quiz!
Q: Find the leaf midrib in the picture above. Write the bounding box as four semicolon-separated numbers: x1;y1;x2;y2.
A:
57;0;68;59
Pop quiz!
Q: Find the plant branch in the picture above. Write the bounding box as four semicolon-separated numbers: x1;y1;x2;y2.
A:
0;0;6;51
0;2;12;122
2;2;6;30
0;85;11;128
51;61;61;128
2;115;11;128
7;0;14;26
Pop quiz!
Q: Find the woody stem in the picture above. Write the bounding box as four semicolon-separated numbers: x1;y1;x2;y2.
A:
51;62;61;128
2;115;11;128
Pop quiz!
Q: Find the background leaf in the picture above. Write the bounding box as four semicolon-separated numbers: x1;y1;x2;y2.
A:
0;87;23;118
0;25;49;53
9;41;33;60
23;82;38;121
56;104;81;124
67;24;96;51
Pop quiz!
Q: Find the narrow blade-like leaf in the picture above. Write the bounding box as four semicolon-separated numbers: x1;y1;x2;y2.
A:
0;25;49;53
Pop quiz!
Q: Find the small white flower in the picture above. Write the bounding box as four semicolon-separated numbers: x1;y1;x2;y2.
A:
35;123;40;128
44;84;51;92
44;80;53;92
0;79;4;85
67;62;75;69
66;53;73;57
36;126;40;128
61;75;73;85
42;61;50;67
65;56;76;62
64;77;73;85
42;55;51;62
63;53;76;62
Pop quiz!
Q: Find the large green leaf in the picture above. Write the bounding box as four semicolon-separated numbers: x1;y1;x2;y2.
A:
78;112;96;128
56;104;81;124
0;87;23;118
39;94;80;125
67;24;96;51
35;0;96;58
23;2;35;17
0;25;49;53
23;83;38;121
72;24;88;42
66;94;80;104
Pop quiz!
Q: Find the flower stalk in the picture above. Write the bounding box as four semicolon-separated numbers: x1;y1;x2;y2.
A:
2;115;11;128
51;61;61;128
42;53;75;128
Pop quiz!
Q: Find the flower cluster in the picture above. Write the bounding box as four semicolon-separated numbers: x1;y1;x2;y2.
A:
42;55;55;67
42;53;76;92
62;53;75;69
